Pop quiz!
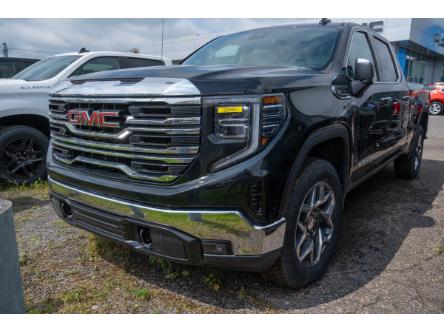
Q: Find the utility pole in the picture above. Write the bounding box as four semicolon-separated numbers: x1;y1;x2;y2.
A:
160;18;165;59
2;43;8;57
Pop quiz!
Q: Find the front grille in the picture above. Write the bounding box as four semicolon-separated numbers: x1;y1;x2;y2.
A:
49;97;201;183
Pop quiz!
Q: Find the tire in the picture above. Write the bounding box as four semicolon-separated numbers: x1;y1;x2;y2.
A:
429;101;443;115
394;127;424;179
0;126;49;185
264;158;343;288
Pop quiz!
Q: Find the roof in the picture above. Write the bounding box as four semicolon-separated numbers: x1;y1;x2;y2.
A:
0;57;38;61
50;51;170;62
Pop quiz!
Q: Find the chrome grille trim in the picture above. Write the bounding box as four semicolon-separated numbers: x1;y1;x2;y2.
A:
53;155;177;182
51;135;199;155
49;119;200;138
125;116;201;126
49;96;201;105
49;96;202;182
52;140;194;164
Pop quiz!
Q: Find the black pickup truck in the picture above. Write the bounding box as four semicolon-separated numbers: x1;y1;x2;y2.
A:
47;22;429;288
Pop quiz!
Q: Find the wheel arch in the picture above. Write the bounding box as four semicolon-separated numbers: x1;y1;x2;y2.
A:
279;124;351;215
0;114;50;137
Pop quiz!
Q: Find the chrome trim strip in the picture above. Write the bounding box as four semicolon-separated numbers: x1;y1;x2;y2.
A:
49;95;202;106
125;116;201;126
50;119;200;139
52;140;193;164
49;96;202;105
51;135;198;155
263;104;283;109
53;156;177;182
48;177;286;255
49;112;67;120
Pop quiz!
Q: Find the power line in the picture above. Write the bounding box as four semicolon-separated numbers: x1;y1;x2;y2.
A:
7;47;58;54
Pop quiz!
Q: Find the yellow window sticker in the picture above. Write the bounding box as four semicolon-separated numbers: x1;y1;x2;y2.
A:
216;105;245;113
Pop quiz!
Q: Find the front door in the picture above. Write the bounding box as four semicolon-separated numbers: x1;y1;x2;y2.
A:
347;30;409;183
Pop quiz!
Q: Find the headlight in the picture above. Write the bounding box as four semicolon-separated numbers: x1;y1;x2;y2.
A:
204;94;287;171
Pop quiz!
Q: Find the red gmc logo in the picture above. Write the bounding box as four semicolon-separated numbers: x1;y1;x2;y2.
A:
67;110;120;128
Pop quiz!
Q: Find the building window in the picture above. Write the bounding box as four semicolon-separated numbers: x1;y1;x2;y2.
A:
441;64;444;82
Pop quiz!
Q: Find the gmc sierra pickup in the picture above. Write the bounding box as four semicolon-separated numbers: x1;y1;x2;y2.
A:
47;22;429;288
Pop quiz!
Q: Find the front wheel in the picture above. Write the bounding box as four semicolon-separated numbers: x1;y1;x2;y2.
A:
264;158;343;288
0;126;49;185
429;101;443;115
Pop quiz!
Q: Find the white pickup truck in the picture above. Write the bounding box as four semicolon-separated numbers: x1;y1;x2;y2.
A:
0;51;172;184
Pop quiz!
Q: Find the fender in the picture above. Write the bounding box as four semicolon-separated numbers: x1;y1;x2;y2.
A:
279;124;351;215
407;108;429;159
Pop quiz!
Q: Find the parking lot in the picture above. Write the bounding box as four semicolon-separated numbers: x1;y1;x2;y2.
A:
2;116;443;314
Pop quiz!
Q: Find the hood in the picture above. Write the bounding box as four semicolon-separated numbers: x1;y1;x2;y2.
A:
0;78;53;94
54;65;335;97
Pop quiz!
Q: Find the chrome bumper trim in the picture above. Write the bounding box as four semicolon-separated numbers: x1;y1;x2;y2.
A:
48;177;286;256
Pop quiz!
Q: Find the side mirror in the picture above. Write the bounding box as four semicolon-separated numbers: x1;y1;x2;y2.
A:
354;58;373;82
349;58;374;96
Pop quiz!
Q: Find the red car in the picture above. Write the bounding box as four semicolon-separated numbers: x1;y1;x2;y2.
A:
426;83;444;115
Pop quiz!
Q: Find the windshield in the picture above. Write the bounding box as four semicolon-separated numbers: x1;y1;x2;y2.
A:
184;26;340;70
13;55;81;81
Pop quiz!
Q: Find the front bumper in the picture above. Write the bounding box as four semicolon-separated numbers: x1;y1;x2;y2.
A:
48;177;285;271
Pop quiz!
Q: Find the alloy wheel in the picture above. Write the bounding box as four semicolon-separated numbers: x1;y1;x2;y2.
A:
1;137;45;182
429;103;442;115
414;133;424;171
295;181;335;267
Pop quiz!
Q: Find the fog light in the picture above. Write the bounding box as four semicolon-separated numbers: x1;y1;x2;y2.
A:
202;240;233;255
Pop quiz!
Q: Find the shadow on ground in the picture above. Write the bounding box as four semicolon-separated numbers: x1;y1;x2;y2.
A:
97;158;442;311
8;196;50;213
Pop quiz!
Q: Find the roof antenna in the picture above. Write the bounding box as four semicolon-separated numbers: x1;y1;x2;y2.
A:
319;18;331;26
79;47;89;53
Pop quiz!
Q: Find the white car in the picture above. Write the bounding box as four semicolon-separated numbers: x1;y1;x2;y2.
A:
0;51;172;184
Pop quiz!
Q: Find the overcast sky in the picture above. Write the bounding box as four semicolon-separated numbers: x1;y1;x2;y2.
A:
0;18;318;60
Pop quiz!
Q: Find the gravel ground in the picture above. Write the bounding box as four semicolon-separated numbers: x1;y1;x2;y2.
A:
2;116;444;313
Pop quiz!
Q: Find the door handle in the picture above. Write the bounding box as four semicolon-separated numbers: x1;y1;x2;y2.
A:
380;97;393;104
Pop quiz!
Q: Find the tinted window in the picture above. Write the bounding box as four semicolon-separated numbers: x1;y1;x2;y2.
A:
373;38;398;82
119;57;164;69
14;60;36;73
72;57;120;76
0;60;15;78
14;55;80;81
184;26;340;70
347;31;376;80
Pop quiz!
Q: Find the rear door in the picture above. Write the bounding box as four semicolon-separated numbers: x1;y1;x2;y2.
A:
370;35;411;152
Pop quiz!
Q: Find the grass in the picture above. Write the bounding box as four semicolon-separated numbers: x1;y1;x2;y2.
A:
19;252;28;266
0;179;48;194
27;297;62;314
203;273;221;291
434;242;443;256
132;288;151;301
87;234;130;262
62;288;87;304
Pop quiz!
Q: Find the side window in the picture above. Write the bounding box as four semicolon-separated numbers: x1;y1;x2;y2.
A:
14;60;34;73
119;57;164;69
0;60;16;78
71;57;120;76
347;31;376;80
373;37;399;82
